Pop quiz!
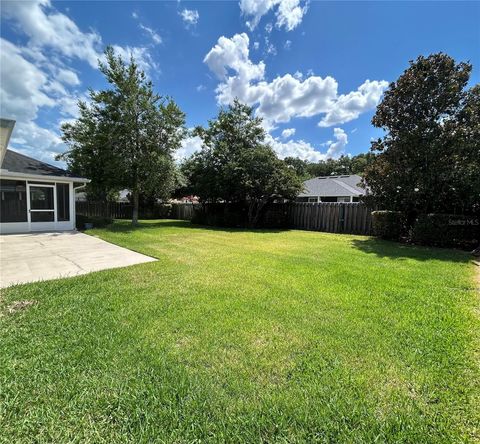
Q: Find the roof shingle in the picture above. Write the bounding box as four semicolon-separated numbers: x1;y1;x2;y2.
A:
299;174;365;197
1;149;78;178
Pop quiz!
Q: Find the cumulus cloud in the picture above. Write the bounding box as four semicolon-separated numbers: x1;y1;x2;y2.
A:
265;134;326;162
266;127;348;162
326;128;348;158
175;135;203;161
180;9;200;27
281;128;296;138
239;0;308;31
204;33;388;128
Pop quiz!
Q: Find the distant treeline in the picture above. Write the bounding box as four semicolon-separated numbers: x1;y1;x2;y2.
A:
284;152;376;180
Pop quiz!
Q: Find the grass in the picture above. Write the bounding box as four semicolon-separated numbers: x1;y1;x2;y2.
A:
0;220;478;443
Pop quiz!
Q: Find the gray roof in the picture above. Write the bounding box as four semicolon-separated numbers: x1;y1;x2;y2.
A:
1;149;79;178
299;174;365;197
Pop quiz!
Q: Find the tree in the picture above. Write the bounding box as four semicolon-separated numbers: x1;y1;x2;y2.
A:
363;53;479;220
184;100;303;227
59;46;186;225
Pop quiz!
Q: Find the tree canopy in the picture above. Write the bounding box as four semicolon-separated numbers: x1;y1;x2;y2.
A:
362;53;479;218
182;100;302;226
59;46;186;224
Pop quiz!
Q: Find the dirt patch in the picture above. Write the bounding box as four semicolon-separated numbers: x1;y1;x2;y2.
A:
7;300;36;314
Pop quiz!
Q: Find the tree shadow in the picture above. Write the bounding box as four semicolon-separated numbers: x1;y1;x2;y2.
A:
97;219;290;235
350;237;472;264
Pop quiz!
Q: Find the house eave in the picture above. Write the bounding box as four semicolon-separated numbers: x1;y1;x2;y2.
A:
0;169;90;183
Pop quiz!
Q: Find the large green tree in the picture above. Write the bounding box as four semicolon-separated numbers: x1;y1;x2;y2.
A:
183;100;302;227
363;53;479;220
60;47;186;225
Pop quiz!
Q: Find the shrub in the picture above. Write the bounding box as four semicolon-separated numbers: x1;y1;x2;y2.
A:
371;211;405;240
76;214;113;230
192;203;247;228
410;214;479;249
139;203;172;219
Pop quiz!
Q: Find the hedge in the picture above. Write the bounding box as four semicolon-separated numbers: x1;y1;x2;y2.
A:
371;211;405;241
76;214;113;230
410;213;479;249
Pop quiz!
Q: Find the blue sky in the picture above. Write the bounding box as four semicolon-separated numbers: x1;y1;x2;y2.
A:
1;1;479;165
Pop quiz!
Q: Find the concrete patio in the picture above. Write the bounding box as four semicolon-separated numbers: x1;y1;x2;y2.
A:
0;231;156;288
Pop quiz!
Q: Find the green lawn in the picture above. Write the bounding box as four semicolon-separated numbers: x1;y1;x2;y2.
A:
1;220;478;443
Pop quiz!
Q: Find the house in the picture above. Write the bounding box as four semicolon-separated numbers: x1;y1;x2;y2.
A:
0;119;89;234
297;174;365;203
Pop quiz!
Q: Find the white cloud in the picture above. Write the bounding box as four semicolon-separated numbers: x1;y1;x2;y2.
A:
1;0;102;68
326;128;348;158
266;127;348;162
180;9;200;27
196;84;206;92
131;12;162;45
56;68;80;86
0;38;55;123
204;33;265;81
264;36;277;56
175;135;203;161
266;134;326;162
265;22;273;33
284;40;292;50
318;80;388;127
239;0;308;31
204;33;388;128
281;128;296;138
139;23;162;45
1;1;159;166
110;45;159;73
253;41;260;50
2;0;156;73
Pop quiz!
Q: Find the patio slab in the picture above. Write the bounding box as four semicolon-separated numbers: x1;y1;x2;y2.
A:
0;231;156;288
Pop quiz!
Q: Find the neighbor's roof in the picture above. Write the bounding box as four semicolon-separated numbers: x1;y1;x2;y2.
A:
299;174;365;197
1;149;88;181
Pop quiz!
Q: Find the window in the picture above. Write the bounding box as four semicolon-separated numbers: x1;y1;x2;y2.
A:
337;197;351;203
308;197;318;203
56;183;70;221
0;180;27;222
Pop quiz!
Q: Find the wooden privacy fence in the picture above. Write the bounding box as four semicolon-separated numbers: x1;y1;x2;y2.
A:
76;201;373;235
76;201;133;219
286;202;373;235
171;202;197;220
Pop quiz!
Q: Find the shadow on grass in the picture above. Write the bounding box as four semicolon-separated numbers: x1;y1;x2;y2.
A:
100;219;290;235
351;237;472;263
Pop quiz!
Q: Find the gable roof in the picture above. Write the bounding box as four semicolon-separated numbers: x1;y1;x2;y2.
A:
1;149;86;180
299;174;365;197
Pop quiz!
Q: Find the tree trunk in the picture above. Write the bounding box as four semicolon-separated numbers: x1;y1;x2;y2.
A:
132;189;139;226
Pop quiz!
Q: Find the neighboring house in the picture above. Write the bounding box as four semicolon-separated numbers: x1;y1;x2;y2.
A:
297;174;366;203
0;118;89;234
